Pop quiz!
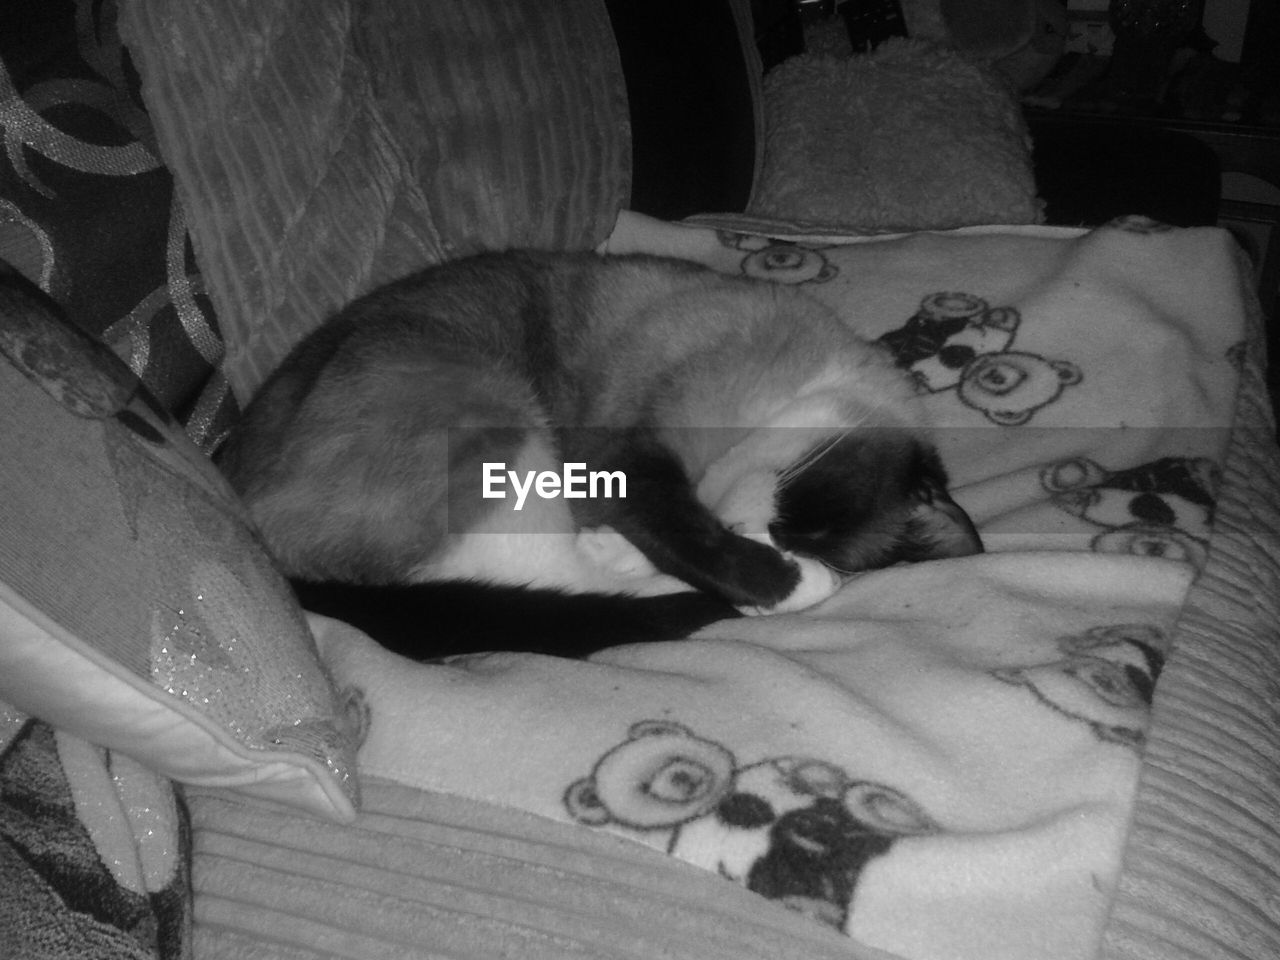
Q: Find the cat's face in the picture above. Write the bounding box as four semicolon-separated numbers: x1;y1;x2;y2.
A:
771;433;981;572
713;431;982;576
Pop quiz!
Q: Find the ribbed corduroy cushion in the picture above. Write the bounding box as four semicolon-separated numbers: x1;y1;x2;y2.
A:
1099;272;1280;960
188;779;901;960
118;0;631;401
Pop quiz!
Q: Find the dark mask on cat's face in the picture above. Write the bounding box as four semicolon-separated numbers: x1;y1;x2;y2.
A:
768;432;982;575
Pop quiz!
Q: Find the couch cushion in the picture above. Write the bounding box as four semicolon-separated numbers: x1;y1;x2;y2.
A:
119;0;632;401
0;275;357;822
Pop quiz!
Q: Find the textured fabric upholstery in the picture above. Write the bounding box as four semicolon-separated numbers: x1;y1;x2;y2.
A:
119;0;632;400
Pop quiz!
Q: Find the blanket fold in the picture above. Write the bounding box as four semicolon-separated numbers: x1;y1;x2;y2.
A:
312;550;1191;960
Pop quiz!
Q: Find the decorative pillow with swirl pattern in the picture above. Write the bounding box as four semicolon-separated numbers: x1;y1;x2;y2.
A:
0;0;237;451
0;274;358;823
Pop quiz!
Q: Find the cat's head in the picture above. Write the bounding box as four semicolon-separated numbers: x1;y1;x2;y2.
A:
709;430;982;576
771;432;981;572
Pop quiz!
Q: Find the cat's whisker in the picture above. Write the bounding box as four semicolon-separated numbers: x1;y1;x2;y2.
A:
776;429;850;486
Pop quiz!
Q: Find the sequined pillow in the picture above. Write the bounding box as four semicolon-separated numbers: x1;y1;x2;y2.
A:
0;276;358;823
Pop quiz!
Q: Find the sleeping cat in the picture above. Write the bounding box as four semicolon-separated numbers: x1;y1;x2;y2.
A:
216;250;981;658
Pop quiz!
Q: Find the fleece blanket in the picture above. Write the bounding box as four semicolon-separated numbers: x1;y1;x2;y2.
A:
297;219;1247;960
0;707;190;959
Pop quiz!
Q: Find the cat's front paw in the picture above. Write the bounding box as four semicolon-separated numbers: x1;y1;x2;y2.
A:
736;535;841;616
699;530;800;610
762;553;841;613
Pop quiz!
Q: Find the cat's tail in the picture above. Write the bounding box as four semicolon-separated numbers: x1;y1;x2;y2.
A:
290;579;741;661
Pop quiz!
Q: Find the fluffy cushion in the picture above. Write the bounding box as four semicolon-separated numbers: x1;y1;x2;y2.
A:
749;40;1043;232
118;0;632;401
0;277;357;822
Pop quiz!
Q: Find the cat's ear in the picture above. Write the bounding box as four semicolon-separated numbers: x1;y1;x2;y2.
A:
908;483;983;560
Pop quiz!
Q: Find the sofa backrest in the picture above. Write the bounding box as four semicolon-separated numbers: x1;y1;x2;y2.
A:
119;0;639;402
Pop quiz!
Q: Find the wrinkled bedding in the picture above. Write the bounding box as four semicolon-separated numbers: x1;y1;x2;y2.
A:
184;219;1277;960
310;552;1186;960
9;219;1275;960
